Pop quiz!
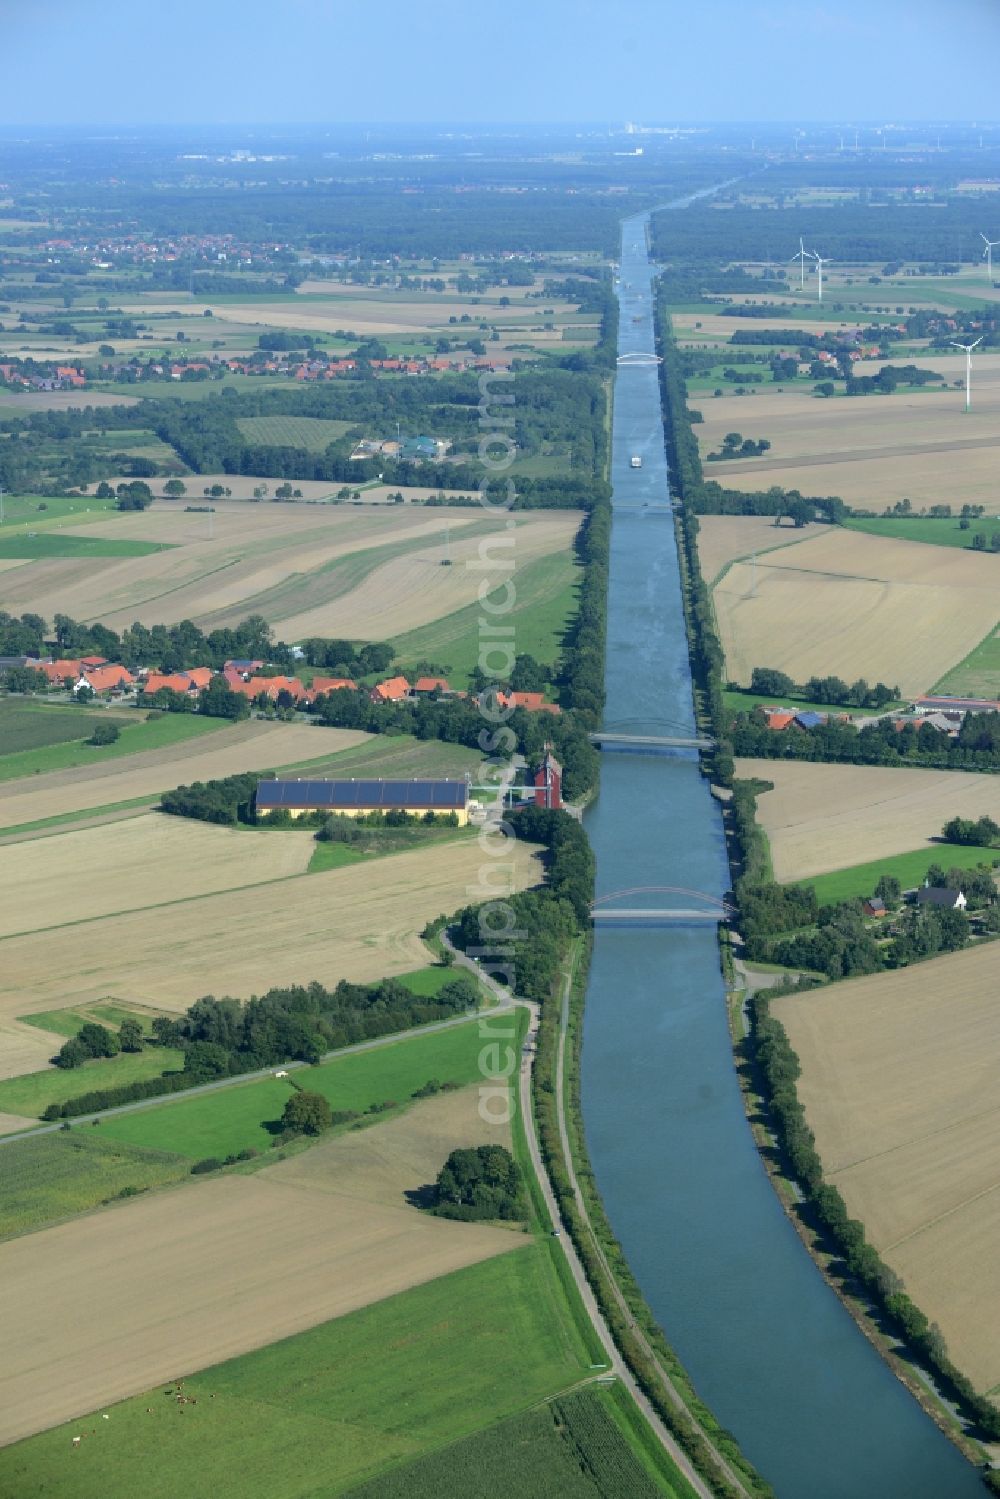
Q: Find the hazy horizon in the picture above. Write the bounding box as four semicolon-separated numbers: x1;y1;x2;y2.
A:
6;0;1000;128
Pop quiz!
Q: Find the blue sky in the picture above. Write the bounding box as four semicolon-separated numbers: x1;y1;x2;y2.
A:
4;0;1000;126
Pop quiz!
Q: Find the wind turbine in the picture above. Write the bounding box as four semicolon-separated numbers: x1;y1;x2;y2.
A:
981;233;1000;284
790;237;810;290
810;250;832;304
949;337;982;412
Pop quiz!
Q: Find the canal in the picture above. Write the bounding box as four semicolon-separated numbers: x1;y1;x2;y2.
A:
578;208;982;1498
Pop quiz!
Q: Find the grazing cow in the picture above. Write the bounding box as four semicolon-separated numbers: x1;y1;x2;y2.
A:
72;1437;81;1447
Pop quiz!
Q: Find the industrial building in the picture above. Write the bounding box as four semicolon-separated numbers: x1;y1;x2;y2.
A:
255;777;471;823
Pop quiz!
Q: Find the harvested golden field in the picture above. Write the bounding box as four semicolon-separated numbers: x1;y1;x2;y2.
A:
0;390;140;411
265;1083;511;1208
735;759;1000;880
0;816;315;940
774;945;1000;1393
672;311;848;343
694;515;822;585
714;528;1000;695
695;373;1000;512
0;1018;62;1082
274;511;580;640
0;1090;521;1446
0;503;485;634
0;838;543;1017
0;1110;35;1136
0;720;363;831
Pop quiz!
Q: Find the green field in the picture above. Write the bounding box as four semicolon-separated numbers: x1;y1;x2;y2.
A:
932;626;1000;701
803;844;1000;906
0;492;119;533
0;1252;598;1499
19;1002;165;1040
235;415;354;450
0;1131;189;1241
97;1021;485;1160
0;709;223;783
722;689;901;720
307;825;474;873
0;700;124;755
392;549;579;687
0;1047;185;1119
343;1386;689;1499
301;732;483;780
842;515;996;550
0;532;167;558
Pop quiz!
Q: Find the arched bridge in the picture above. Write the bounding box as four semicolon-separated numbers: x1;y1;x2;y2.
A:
616;351;662;366
588;717;714;752
590;885;735;927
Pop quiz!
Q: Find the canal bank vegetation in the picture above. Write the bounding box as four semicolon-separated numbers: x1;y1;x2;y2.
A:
656;290;1000;1479
531;939;773;1499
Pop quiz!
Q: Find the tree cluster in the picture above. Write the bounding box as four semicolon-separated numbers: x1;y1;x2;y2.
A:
430;1144;524;1222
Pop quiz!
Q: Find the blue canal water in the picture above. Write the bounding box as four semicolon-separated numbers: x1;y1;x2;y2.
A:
578;208;982;1499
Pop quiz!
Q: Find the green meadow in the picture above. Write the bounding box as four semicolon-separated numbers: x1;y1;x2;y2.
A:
97;1021;485;1160
0;1253;599;1499
0;709;223;783
803;844;1000;906
0;1132;189;1241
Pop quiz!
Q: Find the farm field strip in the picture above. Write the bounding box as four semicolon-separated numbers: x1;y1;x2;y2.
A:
735;759;1000;881
0;817;315;940
273;512;580;641
0;720;366;831
714;528;1000;697
0;504;487;631
0;838;543;1016
774;944;1000;1392
0;1248;591;1496
0;1109;523;1448
694;516;823;585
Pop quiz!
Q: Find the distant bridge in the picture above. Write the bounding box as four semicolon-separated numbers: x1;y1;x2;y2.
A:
616;352;661;366
590;885;735;927
589;717;714;752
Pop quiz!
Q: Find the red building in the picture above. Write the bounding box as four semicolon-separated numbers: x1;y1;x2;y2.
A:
533;746;563;810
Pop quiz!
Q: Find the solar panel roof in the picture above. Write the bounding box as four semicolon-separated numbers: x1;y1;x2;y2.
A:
255;778;468;809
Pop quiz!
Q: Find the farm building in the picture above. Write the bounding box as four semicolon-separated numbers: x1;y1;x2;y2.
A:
255;777;471;823
914;886;967;911
532;747;563;811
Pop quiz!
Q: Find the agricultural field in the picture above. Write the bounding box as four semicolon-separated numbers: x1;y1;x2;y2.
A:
0;816;315;940
736;758;1000;881
694;514;822;585
0;533;165;558
97;1021;491;1160
0;699;133;756
0;719;363;831
0;1089;526;1449
0;1132;190;1242
841;515;996;551
713;527;1000;696
0;498;576;643
0;709;224;784
392;546;580;685
0;837;542;1016
934;626;1000;702
344;1387;686;1499
0;1046;185;1120
234;415;354;449
774;944;1000;1394
0;1248;596;1496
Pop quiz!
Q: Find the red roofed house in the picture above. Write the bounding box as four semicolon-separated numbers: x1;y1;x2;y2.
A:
762;708;796;731
371;675;412;704
78;664;134;694
509;691;560;716
185;667;214;690
143;670;209;696
533;746;563;810
310;676;357;695
39;659;82;685
79;655;108;668
412;676;450;695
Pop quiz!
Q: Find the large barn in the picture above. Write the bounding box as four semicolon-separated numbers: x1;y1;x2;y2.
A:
255;777;471;823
